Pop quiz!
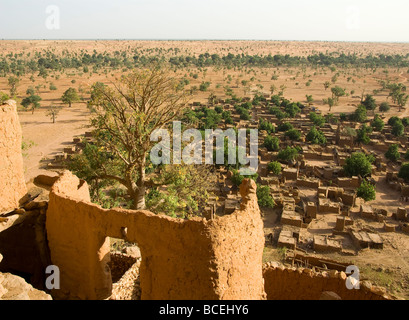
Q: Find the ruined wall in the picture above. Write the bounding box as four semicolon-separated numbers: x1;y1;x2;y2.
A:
263;263;390;300
0;101;27;213
46;171;266;300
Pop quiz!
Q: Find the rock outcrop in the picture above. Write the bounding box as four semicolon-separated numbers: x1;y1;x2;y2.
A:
0;273;52;300
0;200;51;290
0;251;51;300
0;100;27;213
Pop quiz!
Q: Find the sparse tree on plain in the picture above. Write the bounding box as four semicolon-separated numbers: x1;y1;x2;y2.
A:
8;76;19;97
397;93;409;112
331;86;346;105
306;95;313;107
61;88;80;108
46;106;61;123
323;97;335;111
21;93;42;114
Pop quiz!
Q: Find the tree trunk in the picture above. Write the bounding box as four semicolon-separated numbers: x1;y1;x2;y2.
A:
130;160;147;210
132;186;146;210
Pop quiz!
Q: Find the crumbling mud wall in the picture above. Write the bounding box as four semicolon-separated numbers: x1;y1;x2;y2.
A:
46;171;266;300
263;263;391;300
0;101;27;213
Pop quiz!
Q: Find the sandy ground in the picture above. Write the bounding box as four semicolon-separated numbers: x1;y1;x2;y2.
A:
19;103;91;183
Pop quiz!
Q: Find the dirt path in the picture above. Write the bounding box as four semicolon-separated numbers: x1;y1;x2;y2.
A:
20;103;91;183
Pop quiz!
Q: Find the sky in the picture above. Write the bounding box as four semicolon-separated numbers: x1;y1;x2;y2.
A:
0;0;408;42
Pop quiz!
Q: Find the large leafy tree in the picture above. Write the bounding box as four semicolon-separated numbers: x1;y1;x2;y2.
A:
371;114;384;132
392;120;405;137
399;163;409;182
352;105;367;122
306;126;327;145
361;94;377;110
385;144;400;163
72;66;188;210
355;124;372;145
357;180;376;202
263;136;280;152
331;86;346;104
21;93;42;114
344;152;374;178
309;112;325;127
277;147;299;163
61;88;80;107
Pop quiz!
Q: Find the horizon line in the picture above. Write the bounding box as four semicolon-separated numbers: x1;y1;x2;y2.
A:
1;38;409;44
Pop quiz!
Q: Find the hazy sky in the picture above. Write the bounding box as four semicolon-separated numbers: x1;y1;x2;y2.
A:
0;0;408;42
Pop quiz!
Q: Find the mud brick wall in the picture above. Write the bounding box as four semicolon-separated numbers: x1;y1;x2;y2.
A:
46;171;266;300
0;101;27;213
263;263;390;300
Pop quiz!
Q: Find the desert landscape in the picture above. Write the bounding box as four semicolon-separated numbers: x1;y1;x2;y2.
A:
1;40;409;300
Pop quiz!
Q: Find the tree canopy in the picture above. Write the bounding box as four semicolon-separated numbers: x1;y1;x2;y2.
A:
70;66;189;210
61;88;80;107
344;152;374;178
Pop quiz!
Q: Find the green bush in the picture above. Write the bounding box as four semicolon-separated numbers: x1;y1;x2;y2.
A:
257;185;275;208
199;81;211;92
263;136;280;152
284;103;301;118
306;126;327;145
399;163;409;182
344;152;373;177
357;181;376;202
352;105;367;122
0;91;10;104
379;102;390;112
268;106;288;120
371;114;384;132
388;116;401;126
392;121;404;137
356;124;372;145
214;106;223;114
259;118;275;134
231;169;258;187
362;94;377;110
277;122;293;132
339;113;348;122
284;129;301;141
385;144;400;162
309;112;325;127
267;161;282;175
277;147;299;162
